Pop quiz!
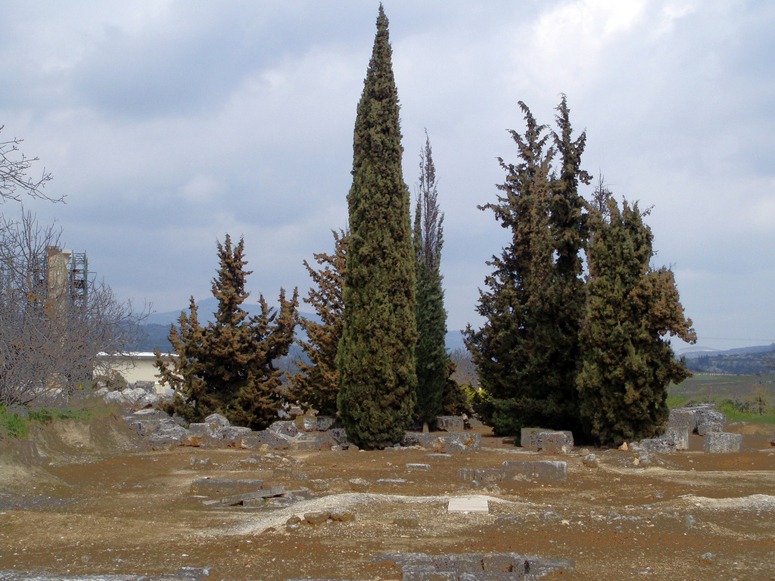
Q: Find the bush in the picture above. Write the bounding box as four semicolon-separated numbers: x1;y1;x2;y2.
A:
0;405;29;439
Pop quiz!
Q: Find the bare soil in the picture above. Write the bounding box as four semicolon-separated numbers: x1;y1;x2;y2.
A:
1;416;774;580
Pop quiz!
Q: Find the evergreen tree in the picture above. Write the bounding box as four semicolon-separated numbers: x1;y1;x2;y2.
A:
464;99;590;436
413;131;450;427
155;235;299;430
290;230;347;416
577;197;696;446
464;102;558;436
336;5;417;449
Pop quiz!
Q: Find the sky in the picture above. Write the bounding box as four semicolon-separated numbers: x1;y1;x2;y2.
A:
1;0;773;352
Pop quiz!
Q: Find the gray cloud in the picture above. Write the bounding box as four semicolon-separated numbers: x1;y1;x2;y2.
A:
1;0;773;350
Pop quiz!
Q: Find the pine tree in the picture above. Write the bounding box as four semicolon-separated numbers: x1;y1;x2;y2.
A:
155;235;299;430
577;197;696;446
290;230;347;416
336;5;417;449
464;99;590;436
413;131;450;428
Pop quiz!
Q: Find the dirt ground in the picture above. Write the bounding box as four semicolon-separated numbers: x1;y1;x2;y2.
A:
0;415;774;580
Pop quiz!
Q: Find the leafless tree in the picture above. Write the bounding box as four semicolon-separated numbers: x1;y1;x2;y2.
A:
0;211;143;406
0;126;63;204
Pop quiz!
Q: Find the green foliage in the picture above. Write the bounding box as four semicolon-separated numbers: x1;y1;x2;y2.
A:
0;405;28;438
337;5;417;449
413;131;449;425
441;360;473;417
576;198;696;446
464;98;588;436
0;404;93;439
290;230;347;416
156;235;299;430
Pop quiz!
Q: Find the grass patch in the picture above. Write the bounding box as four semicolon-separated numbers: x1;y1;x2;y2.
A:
0;405;29;439
0;402;96;440
669;373;775;423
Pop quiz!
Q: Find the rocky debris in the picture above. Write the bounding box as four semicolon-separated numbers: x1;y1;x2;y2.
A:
402;431;481;454
436;415;465;432
117;405;351;452
638;437;676;455
704;432;743;453
96;382;167;410
286;511;356;528
375;551;574;580
393;516;421;528
581;453;599;468
376;478;408;485
520;428;574;453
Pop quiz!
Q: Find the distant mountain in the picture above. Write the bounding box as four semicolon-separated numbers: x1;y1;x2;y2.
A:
139;298;468;352
684;344;775;375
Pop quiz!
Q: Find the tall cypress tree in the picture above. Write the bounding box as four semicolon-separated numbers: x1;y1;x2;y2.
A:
413;131;449;428
336;5;417;449
577;197;696;445
290;230;347;416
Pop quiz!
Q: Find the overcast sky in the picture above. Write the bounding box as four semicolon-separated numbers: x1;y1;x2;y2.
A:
2;1;773;351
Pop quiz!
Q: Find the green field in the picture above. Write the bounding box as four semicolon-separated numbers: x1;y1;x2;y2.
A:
669;373;775;423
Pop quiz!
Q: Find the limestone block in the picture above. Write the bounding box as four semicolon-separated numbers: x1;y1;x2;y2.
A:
188;423;215;437
242;430;291;450
215;426;252;446
520;428;574;452
541;431;574;454
502;460;567;482
639;437;677;454
268;420;299;438
664;426;690;450
668;407;698;432
436;415;465;432
694;405;726;435
204;413;230;429
704;432;742;453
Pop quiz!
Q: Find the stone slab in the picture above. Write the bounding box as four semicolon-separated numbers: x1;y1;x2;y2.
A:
448;496;489;513
502;460;567;482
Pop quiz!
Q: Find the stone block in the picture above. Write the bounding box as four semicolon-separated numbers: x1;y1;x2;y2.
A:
639;437;677;454
203;413;229;428
704;432;742;453
520;428;574;452
188;423;214;436
242;430;291;450
436;416;465;432
268;420;299;438
406;463;431;471
458;467;506;483
215;426;253;446
695;405;726;435
289;438;320;451
190;478;265;497
668;407;698;432
540;431;574;454
664;426;690;450
448;497;489;513
502;460;567;482
315;416;337;431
